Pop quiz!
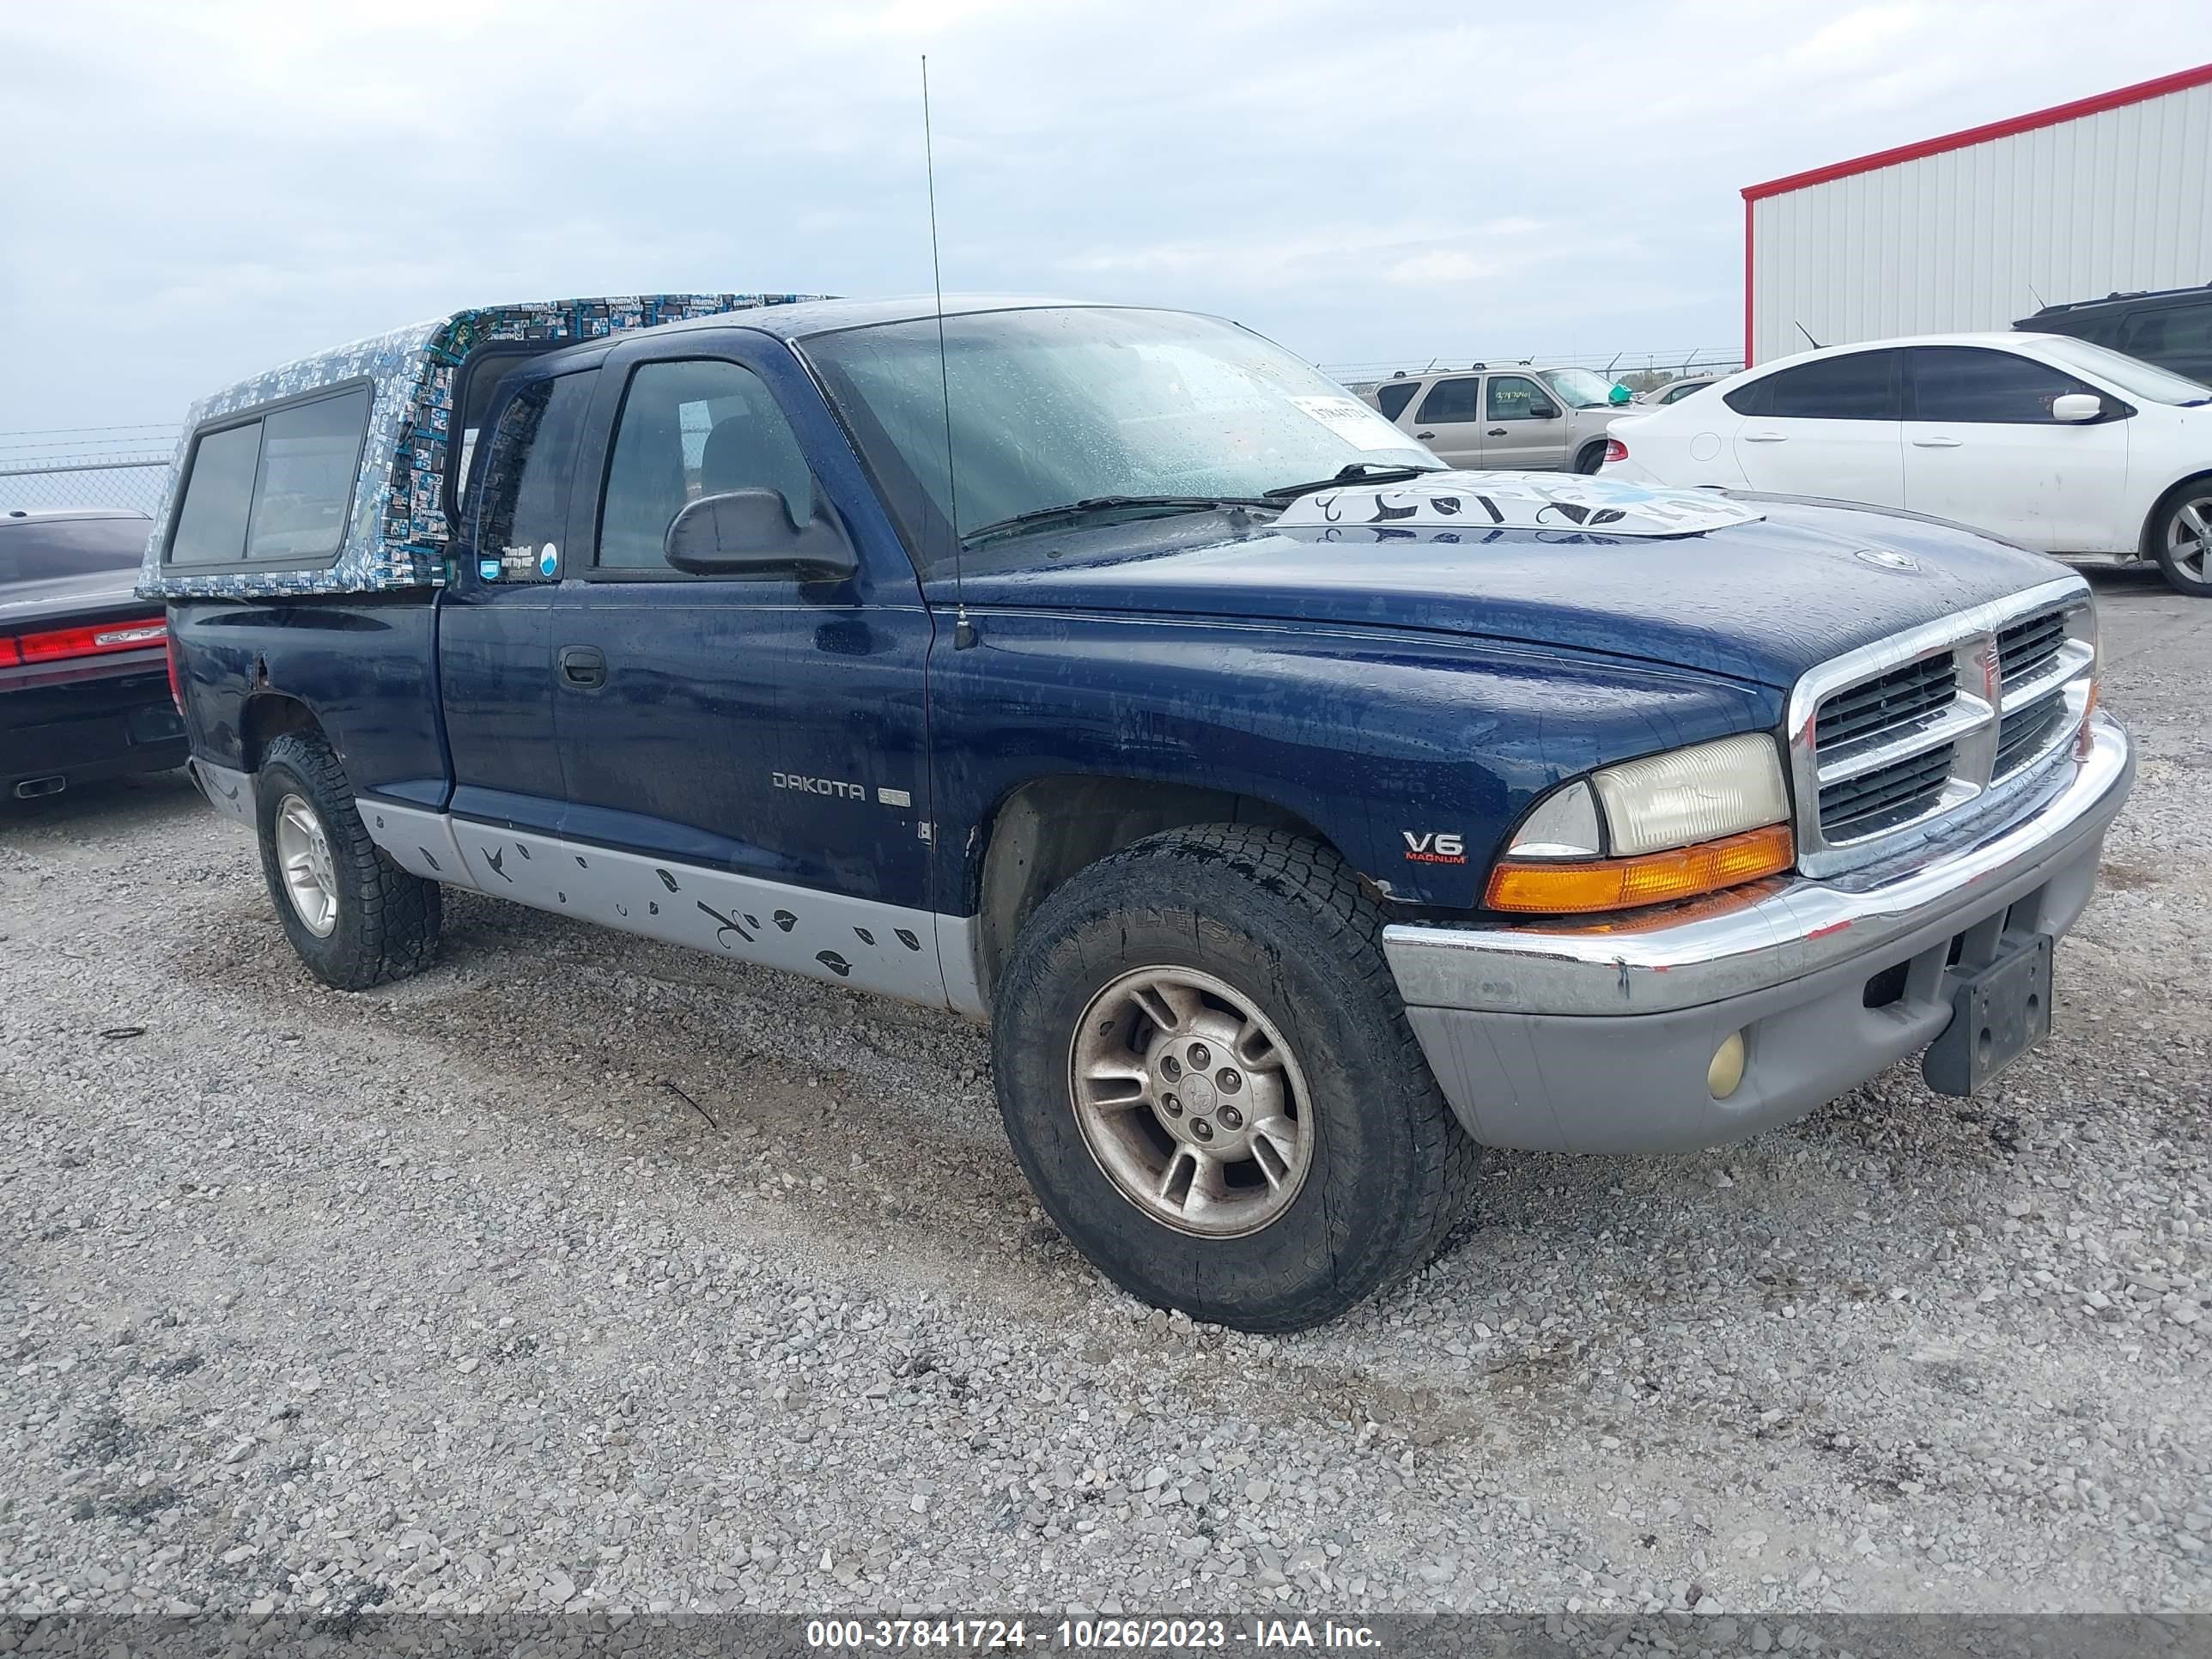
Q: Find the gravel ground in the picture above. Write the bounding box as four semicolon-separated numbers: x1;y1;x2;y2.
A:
1;569;2205;1626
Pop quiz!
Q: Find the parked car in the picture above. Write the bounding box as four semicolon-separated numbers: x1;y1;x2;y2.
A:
1602;332;2212;596
2;508;185;799
2016;282;2212;386
150;295;2133;1332
1359;364;1633;472
1644;373;1723;405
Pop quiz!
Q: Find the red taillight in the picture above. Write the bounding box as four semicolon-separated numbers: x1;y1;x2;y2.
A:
12;615;167;665
1602;439;1629;465
167;626;185;714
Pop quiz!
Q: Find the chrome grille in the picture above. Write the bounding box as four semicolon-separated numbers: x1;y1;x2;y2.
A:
1819;742;1954;841
1815;655;1957;750
1995;691;2068;777
1787;580;2096;878
1996;609;2068;692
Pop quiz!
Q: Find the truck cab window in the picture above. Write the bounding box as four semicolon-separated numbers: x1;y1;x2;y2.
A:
598;360;815;569
474;370;597;574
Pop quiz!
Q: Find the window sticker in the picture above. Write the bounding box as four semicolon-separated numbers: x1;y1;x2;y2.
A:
1289;394;1413;452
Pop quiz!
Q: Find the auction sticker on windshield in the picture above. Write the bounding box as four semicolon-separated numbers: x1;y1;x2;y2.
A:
1289;394;1413;451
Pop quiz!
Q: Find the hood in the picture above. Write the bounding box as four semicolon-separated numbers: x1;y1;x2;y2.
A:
0;568;150;629
956;479;2071;690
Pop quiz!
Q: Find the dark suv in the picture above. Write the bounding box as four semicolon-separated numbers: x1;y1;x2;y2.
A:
2016;282;2212;384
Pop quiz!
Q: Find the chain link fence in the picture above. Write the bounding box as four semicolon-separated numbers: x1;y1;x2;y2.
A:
1322;348;1743;393
0;426;178;518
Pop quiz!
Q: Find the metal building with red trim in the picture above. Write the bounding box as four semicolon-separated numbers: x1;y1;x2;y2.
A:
1741;64;2212;366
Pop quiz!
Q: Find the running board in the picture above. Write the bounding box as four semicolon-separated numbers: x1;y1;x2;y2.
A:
357;799;981;1013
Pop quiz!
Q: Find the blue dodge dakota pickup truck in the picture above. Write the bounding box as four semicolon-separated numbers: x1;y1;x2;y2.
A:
145;293;2135;1331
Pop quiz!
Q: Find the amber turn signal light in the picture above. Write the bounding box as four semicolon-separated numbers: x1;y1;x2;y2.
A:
1485;823;1796;915
2075;679;2100;758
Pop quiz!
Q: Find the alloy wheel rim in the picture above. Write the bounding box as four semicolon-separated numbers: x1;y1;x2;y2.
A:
2170;495;2212;583
273;793;339;938
1068;966;1313;1238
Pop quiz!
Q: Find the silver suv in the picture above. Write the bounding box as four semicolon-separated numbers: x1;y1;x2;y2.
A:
1358;364;1632;473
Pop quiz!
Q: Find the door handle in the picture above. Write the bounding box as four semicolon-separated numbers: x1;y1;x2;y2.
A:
1414;430;1436;440
557;645;605;689
1741;430;1788;442
1911;435;1963;448
1486;428;1508;437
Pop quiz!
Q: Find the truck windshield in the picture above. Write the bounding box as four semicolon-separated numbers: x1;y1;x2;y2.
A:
802;307;1437;574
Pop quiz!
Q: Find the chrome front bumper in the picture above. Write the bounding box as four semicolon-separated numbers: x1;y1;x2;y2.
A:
1382;714;2134;1152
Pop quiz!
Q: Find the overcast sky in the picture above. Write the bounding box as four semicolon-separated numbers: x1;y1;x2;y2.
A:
3;0;2209;433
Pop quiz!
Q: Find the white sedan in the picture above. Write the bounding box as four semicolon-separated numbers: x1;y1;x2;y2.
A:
1601;331;2212;597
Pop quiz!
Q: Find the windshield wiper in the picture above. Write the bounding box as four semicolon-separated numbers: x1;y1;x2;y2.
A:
962;495;1268;546
1261;462;1444;501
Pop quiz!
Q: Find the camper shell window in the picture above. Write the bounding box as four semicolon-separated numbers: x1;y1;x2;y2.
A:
163;380;373;570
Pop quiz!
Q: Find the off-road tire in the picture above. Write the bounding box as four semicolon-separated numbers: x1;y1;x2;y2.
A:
255;732;441;990
991;824;1478;1332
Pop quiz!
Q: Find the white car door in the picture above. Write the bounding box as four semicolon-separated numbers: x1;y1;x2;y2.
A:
1902;345;2133;554
1404;374;1486;468
1729;348;1906;507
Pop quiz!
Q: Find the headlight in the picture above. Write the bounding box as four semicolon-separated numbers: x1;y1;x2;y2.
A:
1489;732;1794;915
1589;731;1790;856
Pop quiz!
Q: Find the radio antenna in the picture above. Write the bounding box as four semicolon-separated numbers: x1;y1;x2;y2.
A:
921;56;975;647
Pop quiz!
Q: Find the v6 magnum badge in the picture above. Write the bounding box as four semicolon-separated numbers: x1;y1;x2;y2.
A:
1402;830;1467;865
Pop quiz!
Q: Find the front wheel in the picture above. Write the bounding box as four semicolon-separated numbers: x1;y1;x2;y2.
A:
1573;441;1608;475
990;825;1477;1332
255;732;441;990
2150;481;2212;597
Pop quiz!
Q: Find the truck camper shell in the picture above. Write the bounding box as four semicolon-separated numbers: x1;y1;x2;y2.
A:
139;294;822;601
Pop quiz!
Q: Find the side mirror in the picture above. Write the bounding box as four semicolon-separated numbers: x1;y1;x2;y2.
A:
665;489;858;582
1528;403;1559;420
2051;392;2104;423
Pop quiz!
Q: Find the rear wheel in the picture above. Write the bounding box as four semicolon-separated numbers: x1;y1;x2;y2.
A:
990;825;1477;1332
255;732;441;989
2150;480;2212;597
